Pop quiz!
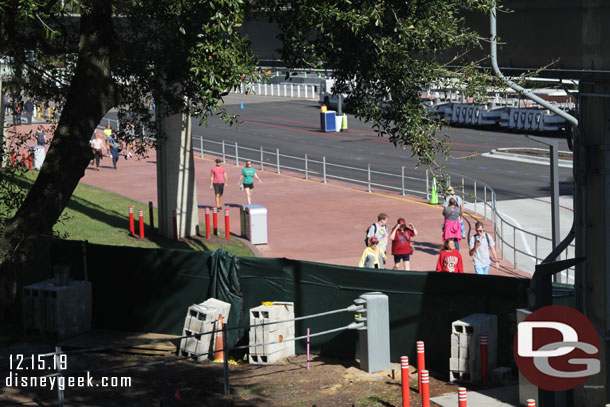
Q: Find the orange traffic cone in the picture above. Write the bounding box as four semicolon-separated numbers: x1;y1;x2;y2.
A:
213;314;225;362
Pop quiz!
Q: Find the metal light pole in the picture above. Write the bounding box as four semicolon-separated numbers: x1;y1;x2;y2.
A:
527;136;561;268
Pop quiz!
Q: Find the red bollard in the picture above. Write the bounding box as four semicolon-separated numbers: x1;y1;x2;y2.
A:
224;209;230;239
400;356;410;407
172;209;178;241
458;387;467;407
11;151;15;167
138;209;145;239
128;206;134;235
417;341;425;393
205;207;211;238
22;153;26;167
28;155;32;170
480;334;488;384
213;207;218;236
420;370;430;407
148;201;154;233
526;400;536;407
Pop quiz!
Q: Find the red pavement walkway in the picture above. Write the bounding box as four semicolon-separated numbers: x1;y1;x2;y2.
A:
8;122;528;278
76;137;527;279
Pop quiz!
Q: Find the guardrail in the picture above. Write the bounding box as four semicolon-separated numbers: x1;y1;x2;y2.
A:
235;82;319;99
449;172;575;284
193;135;430;197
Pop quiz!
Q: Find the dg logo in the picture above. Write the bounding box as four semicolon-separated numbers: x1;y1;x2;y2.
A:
513;305;600;391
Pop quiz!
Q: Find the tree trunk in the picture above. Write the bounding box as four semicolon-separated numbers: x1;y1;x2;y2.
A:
0;0;118;310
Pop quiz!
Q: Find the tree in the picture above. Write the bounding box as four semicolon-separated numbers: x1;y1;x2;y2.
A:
0;0;257;309
0;0;492;309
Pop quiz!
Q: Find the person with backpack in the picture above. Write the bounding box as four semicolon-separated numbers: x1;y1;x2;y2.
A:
359;237;385;269
390;218;417;270
365;213;388;269
468;221;499;275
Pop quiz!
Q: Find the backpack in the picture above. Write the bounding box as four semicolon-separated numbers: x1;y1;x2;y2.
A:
364;223;377;246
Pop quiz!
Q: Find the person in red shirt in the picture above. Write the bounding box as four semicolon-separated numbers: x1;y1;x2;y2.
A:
390;218;417;270
210;158;228;209
436;238;463;273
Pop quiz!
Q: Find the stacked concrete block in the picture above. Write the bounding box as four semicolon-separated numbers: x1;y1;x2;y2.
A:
179;298;230;361
449;313;497;383
22;279;92;340
249;302;295;364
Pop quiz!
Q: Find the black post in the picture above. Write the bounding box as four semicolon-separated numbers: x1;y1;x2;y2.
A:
223;323;229;395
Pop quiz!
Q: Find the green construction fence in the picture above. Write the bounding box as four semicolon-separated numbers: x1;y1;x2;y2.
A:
20;239;532;380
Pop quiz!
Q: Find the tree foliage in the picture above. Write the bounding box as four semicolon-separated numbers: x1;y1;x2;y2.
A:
271;0;497;168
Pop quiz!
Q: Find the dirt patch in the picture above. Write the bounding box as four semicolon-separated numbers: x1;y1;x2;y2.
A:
1;341;467;407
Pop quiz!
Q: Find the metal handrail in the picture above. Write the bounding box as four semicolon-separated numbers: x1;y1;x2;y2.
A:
451;171;574;283
194;135;430;197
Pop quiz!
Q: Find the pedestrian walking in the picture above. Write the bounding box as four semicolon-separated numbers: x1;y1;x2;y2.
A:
107;131;120;169
103;124;113;156
359;237;385;269
366;213;388;269
24;100;34;125
90;134;105;170
390;218;417;271
2;92;9;114
13;101;22;125
123;122;135;159
35;125;45;146
442;197;462;250
444;186;465;239
468;221;500;275
436;238;464;273
238;161;262;204
210;158;228;209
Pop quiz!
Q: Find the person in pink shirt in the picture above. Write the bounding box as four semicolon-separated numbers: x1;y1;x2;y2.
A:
210;158;228;209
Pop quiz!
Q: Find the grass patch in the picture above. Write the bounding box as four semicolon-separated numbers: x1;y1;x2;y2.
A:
4;170;254;256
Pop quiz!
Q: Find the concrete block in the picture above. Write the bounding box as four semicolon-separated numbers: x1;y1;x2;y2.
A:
491;366;512;385
179;329;212;361
449;357;468;372
248;302;295;364
202;298;231;322
450;313;498;383
23;280;92;340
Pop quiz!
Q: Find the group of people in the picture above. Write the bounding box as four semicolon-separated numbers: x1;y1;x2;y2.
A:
209;159;262;209
359;213;418;271
89;123;136;170
3;92;36;125
359;189;500;275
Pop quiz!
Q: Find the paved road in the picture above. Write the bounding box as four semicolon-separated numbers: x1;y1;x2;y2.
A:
104;94;574;201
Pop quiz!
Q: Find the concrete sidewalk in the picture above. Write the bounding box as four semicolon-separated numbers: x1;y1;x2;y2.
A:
76;141;527;278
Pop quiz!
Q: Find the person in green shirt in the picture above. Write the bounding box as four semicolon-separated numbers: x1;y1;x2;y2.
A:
238;161;262;204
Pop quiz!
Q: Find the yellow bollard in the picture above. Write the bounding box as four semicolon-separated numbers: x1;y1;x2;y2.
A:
37;106;41;119
47;107;51;121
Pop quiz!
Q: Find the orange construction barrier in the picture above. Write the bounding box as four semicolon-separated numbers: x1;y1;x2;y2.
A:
213;314;225;362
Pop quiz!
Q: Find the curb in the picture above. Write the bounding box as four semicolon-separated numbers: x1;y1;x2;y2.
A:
484;149;573;168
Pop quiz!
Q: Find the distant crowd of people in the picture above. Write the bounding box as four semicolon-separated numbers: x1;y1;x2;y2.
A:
359;188;499;275
3;92;37;125
89;123;136;170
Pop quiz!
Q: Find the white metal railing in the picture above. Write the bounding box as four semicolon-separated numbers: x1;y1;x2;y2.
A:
234;82;319;99
193;136;430;197
450;172;575;284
